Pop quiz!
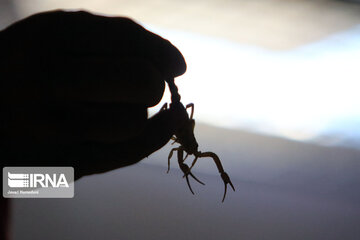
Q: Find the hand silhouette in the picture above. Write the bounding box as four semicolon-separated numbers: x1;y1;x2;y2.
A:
0;10;187;179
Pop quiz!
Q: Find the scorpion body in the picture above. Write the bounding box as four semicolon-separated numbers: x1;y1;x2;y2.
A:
164;78;235;202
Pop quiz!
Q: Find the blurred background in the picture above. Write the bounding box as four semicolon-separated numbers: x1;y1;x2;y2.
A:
1;0;360;239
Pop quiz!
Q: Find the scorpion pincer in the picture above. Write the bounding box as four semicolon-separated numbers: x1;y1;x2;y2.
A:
163;78;235;202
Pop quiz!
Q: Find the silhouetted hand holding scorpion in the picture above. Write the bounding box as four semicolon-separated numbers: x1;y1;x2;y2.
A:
0;10;234;201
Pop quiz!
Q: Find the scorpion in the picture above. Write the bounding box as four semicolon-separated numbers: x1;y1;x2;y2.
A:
162;78;235;202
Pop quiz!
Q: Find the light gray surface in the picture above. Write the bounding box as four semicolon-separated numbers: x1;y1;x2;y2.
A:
11;164;360;240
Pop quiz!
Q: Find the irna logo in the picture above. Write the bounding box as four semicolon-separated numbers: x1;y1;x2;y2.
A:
8;172;69;188
3;167;74;198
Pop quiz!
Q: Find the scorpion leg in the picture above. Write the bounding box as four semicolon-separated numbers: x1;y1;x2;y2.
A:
197;152;235;202
167;147;180;173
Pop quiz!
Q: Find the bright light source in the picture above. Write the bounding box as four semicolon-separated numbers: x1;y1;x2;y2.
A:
148;25;360;145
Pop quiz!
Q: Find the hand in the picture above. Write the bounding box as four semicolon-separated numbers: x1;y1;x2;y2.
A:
0;10;187;178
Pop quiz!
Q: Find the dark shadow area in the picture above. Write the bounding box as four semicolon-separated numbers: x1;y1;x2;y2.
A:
0;1;18;239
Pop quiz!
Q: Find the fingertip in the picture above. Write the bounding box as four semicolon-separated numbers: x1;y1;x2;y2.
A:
163;39;187;78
